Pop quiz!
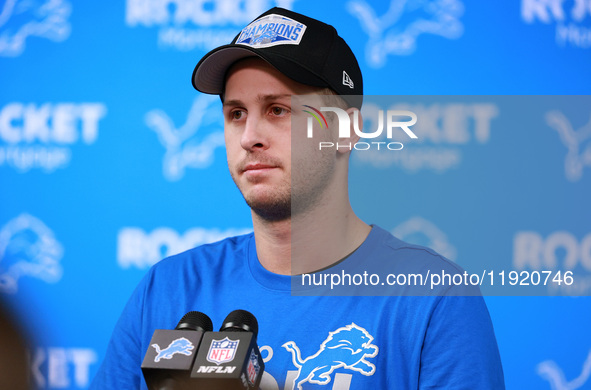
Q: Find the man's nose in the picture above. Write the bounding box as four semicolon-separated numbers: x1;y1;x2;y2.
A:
240;115;270;151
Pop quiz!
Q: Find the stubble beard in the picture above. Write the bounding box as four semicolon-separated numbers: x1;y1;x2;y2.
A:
229;154;292;222
230;152;336;223
243;178;292;222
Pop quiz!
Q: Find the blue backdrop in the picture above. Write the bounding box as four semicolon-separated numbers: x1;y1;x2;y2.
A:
1;0;590;389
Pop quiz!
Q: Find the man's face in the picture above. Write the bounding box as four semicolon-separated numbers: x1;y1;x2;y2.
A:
223;58;336;221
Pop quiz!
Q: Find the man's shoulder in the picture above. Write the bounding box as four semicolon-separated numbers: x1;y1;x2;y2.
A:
153;231;254;271
370;225;462;272
363;225;483;296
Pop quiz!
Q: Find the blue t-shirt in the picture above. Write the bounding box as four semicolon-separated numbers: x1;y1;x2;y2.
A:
91;226;505;389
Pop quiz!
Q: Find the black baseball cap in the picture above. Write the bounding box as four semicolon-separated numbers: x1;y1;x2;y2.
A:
192;7;363;109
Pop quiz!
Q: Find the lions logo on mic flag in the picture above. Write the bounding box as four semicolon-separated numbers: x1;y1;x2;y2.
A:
151;337;195;362
206;337;239;364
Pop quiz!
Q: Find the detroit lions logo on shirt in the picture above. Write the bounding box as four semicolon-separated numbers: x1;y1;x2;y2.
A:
151;337;194;362
236;14;307;48
282;323;379;390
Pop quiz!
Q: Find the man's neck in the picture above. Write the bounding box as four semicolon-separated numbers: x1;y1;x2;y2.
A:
252;195;371;276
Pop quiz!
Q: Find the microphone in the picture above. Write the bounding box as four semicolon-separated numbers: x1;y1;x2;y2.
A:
191;309;265;389
141;311;213;390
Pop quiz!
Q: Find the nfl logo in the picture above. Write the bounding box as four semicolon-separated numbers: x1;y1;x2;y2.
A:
206;337;240;364
246;349;260;385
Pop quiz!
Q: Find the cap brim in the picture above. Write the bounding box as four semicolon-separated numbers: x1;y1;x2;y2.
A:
192;45;258;94
192;44;329;95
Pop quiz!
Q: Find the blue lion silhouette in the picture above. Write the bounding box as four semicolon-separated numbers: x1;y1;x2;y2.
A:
152;337;194;362
283;323;379;389
0;0;72;57
0;213;63;294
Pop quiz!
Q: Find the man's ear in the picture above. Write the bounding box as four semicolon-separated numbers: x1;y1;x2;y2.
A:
336;107;363;155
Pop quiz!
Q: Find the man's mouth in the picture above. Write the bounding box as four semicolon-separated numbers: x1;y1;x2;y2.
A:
242;163;278;173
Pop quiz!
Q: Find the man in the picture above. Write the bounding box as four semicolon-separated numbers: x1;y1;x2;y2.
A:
91;7;504;389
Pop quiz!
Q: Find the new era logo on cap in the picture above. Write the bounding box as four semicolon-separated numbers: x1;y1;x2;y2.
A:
342;71;354;89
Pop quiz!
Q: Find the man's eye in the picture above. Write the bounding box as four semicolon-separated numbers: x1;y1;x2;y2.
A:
231;110;245;120
271;107;288;116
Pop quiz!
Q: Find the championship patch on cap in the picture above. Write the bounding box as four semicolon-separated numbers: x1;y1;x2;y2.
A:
235;13;307;48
